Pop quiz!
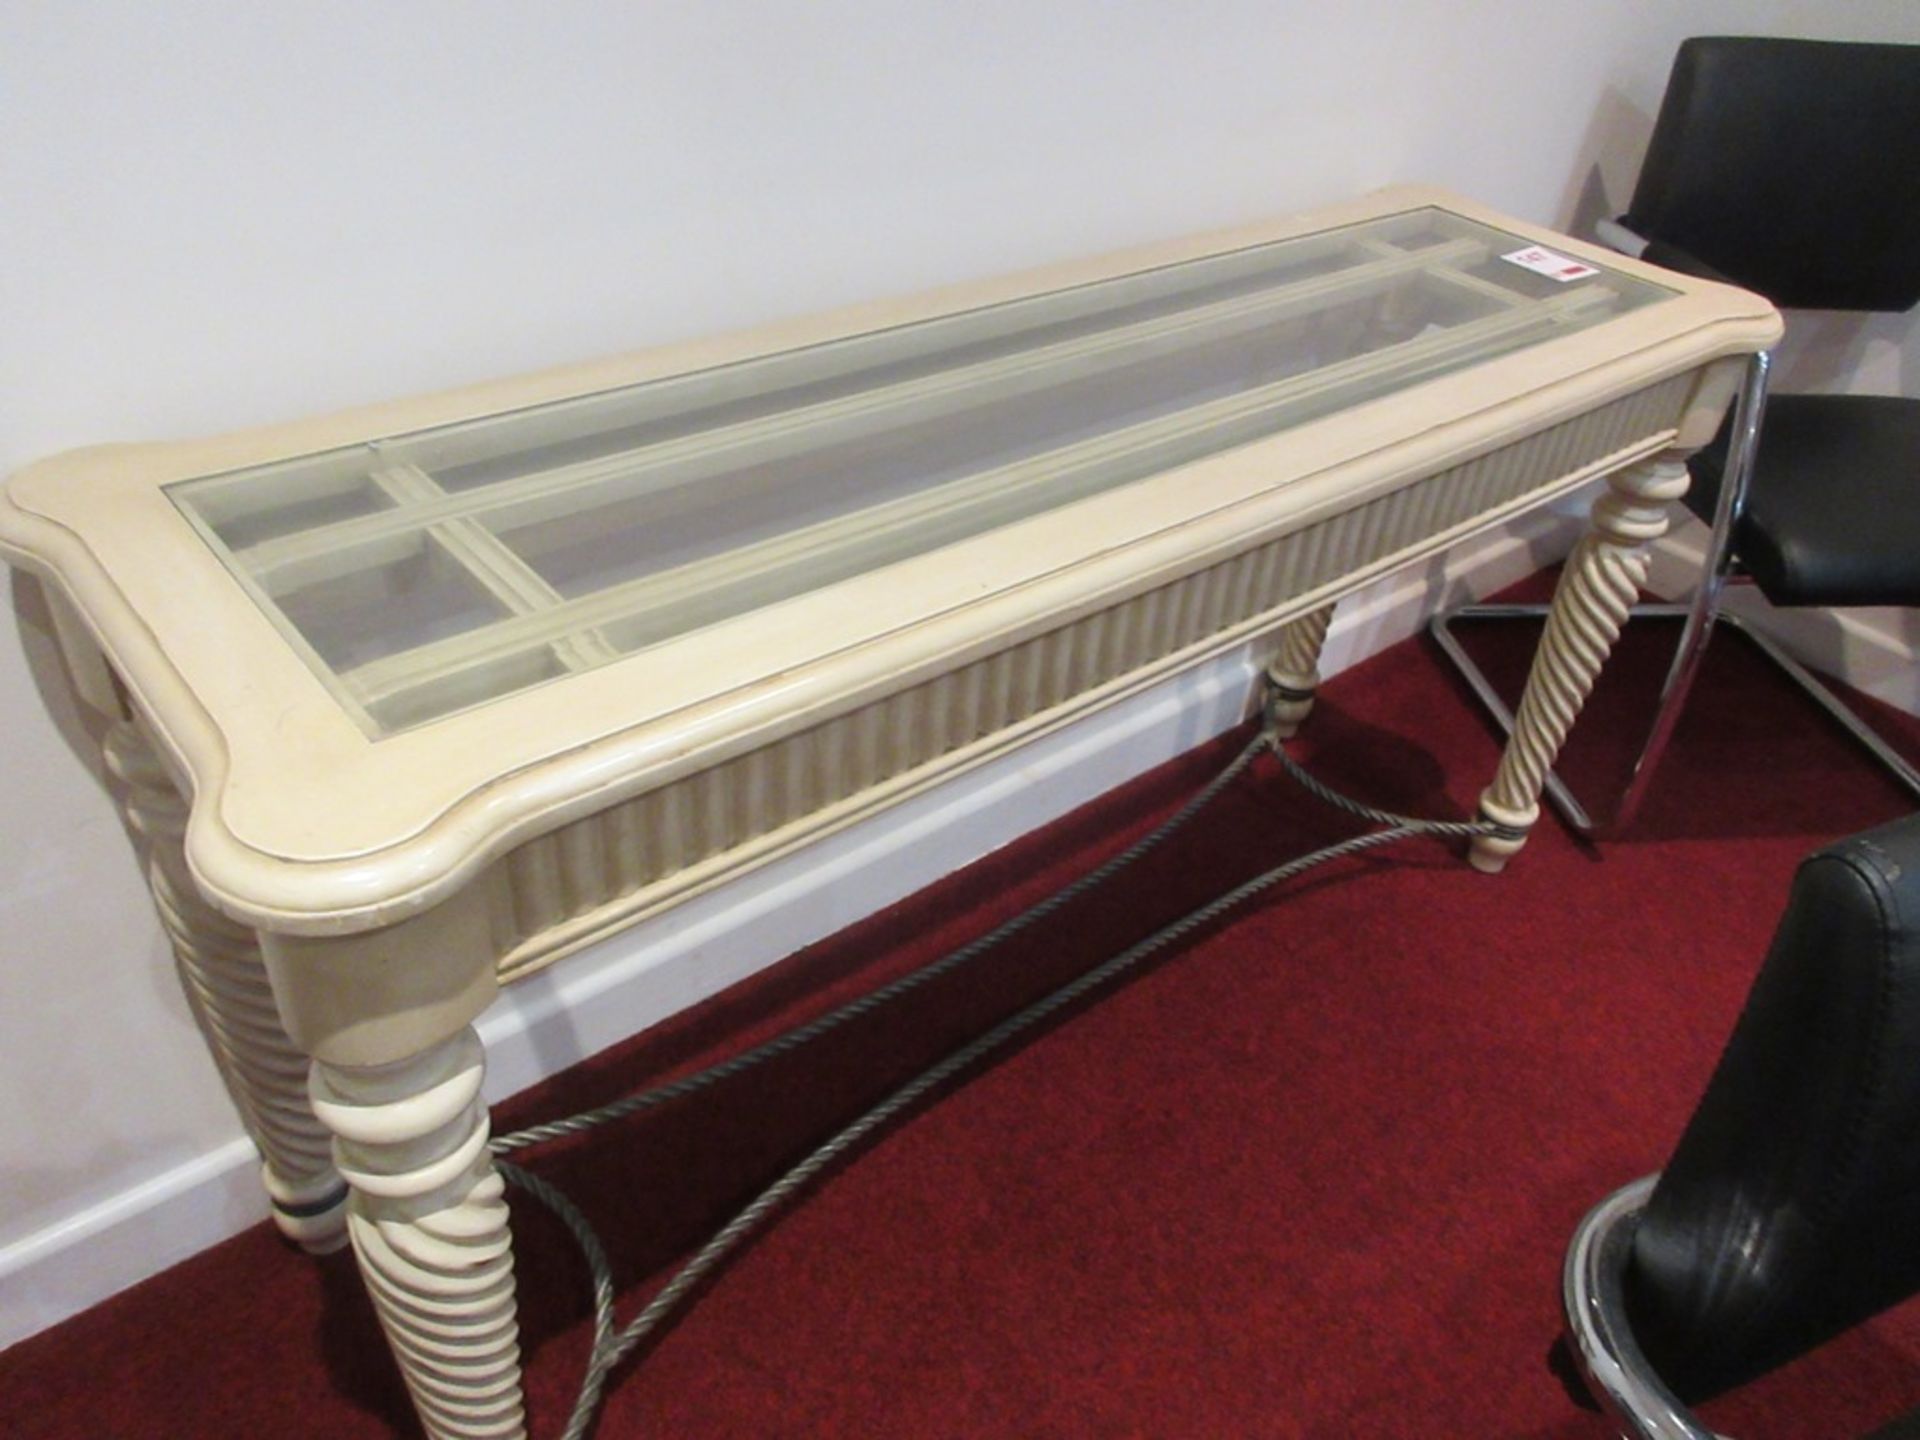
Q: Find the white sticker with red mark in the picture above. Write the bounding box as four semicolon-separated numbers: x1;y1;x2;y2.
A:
1500;245;1600;283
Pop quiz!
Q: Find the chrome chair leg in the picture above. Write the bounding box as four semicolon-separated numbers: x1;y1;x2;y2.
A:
1429;594;1716;837
1563;1175;1726;1440
1425;353;1920;839
1719;613;1920;800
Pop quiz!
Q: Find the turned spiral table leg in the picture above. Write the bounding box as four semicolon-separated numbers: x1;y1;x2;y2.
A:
1470;455;1692;873
263;886;524;1440
1265;602;1337;738
310;1029;527;1440
102;716;347;1248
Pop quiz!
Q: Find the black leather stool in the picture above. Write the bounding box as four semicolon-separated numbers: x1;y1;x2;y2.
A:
1565;812;1920;1436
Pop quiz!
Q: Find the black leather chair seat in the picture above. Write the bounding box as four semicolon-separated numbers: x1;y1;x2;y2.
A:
1688;393;1920;607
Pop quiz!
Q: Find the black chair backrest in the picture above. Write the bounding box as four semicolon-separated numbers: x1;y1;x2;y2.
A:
1624;36;1920;312
1628;811;1920;1400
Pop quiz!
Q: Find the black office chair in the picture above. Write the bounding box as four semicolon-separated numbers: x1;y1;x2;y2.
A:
1564;811;1920;1438
1431;36;1920;834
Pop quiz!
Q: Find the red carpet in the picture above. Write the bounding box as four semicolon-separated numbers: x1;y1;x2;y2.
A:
7;586;1920;1438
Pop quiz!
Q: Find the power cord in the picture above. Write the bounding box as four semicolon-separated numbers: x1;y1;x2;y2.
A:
488;697;1499;1439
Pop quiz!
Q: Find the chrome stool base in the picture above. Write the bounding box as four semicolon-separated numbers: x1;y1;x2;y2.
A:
1563;1174;1726;1440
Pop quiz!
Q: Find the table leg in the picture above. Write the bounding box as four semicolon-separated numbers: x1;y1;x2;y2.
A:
310;1028;527;1440
1469;454;1691;873
1265;602;1337;738
264;890;525;1440
102;716;346;1248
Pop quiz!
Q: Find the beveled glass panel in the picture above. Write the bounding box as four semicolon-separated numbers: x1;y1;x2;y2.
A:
168;207;1673;735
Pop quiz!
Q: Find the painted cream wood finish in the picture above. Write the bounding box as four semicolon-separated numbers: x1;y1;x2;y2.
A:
0;188;1779;1439
2;189;1772;941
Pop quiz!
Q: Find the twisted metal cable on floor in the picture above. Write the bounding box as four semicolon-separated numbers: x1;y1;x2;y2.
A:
492;732;1267;1157
493;712;1499;1440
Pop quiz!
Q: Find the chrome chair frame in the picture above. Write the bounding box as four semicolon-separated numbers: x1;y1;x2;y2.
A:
1430;348;1920;837
1562;1174;1726;1440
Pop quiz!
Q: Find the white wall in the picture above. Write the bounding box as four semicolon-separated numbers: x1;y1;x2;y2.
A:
3;1;1916;1345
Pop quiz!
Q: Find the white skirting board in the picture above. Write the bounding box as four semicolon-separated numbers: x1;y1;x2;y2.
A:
0;502;1588;1352
1646;515;1920;719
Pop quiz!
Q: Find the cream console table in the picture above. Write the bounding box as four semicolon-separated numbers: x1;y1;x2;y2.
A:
0;188;1777;1437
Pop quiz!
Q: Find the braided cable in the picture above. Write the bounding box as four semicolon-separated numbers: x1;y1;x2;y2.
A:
488;711;1498;1439
497;1161;617;1406
1266;744;1491;839
490;731;1268;1155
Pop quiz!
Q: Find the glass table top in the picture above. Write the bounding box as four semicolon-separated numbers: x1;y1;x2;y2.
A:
168;207;1672;737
